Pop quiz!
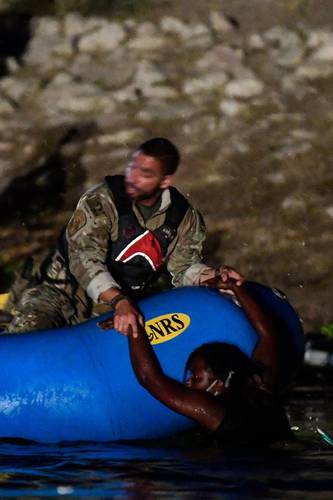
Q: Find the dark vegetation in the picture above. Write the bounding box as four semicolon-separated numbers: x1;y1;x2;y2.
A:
0;0;148;17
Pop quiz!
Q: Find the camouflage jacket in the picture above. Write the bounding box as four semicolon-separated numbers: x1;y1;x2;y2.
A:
64;179;213;303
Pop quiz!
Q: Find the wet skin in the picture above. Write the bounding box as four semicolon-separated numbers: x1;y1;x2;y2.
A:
186;356;218;392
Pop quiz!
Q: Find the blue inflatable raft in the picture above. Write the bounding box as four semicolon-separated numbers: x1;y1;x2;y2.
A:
0;283;304;443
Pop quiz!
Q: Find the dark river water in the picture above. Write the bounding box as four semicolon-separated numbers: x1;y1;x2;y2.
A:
0;390;332;499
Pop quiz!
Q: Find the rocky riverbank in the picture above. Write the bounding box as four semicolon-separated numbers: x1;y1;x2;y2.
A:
0;0;332;332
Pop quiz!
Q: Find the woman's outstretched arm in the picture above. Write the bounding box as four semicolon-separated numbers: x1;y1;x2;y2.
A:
204;275;280;392
125;324;225;431
233;284;279;392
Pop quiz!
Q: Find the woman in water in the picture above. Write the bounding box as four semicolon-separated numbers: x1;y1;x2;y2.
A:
101;275;294;446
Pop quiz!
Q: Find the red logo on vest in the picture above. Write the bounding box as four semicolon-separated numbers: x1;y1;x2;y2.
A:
115;230;163;271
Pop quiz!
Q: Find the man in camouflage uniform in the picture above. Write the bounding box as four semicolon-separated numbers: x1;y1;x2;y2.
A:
6;137;242;336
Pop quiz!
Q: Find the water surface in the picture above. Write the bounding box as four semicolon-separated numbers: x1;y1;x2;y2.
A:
0;390;332;499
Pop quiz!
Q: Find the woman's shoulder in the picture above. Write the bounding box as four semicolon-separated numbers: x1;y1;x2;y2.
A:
213;387;294;447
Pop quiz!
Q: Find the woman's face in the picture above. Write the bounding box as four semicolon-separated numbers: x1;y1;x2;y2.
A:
186;356;217;391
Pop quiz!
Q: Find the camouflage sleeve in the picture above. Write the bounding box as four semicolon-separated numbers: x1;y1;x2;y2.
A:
66;189;120;302
166;207;215;287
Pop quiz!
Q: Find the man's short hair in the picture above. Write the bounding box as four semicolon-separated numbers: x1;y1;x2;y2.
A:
138;137;180;175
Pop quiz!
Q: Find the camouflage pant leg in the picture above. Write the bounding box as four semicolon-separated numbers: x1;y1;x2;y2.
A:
5;284;80;334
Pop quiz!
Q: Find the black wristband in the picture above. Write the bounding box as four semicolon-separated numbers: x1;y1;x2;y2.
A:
109;294;129;312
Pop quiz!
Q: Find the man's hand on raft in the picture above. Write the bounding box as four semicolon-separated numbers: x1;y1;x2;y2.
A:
98;297;144;338
200;266;244;293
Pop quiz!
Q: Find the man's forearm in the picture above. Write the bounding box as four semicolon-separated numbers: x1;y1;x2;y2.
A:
99;287;124;303
172;263;213;287
86;271;121;303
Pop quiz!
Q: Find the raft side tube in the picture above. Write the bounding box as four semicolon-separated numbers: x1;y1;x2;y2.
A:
0;284;304;442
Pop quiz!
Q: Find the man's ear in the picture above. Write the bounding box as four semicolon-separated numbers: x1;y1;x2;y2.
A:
160;175;174;189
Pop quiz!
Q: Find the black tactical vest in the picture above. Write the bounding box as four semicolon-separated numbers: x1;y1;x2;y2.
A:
105;175;189;293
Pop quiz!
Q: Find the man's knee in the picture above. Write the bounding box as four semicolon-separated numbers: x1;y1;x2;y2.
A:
5;285;69;333
5;311;59;333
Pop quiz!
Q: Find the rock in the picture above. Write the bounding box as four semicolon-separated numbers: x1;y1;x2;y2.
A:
53;40;73;58
290;129;316;141
232;66;257;79
204;173;224;184
143;86;178;99
123;19;137;32
183;72;227;95
270;142;312;160
32;17;61;38
183;23;212;48
80;17;109;32
281;196;307;212
0;141;13;153
5;57;20;74
209;11;234;34
112;84;139;104
70;51;135;89
247;33;265;50
233;142;250;154
61;93;115;115
24;35;71;67
186;23;210;39
311;41;333;62
132;60;177;99
130;21;169;51
49;72;73;87
63;12;89;39
160;17;211;47
224;78;264;99
307;29;333;49
38;80;116;116
268;113;304;124
22;16;72;67
197;45;244;72
114;83;177;103
295;61;333;80
281;74;305;95
219;99;245;117
128;35;168;51
160;16;192;38
136;21;159;37
135;60;166;88
264;26;304;68
0;77;39;103
78;23;125;53
182;114;218;138
94;129;144;146
263;26;300;46
276;45;304;68
136;102;197;123
0;97;14;114
264;172;286;184
326;207;333;219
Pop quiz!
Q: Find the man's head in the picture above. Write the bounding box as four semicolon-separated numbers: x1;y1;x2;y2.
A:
125;138;180;205
138;137;180;176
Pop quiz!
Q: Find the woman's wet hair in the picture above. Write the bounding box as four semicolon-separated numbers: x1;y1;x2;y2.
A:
184;342;263;391
138;137;180;175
